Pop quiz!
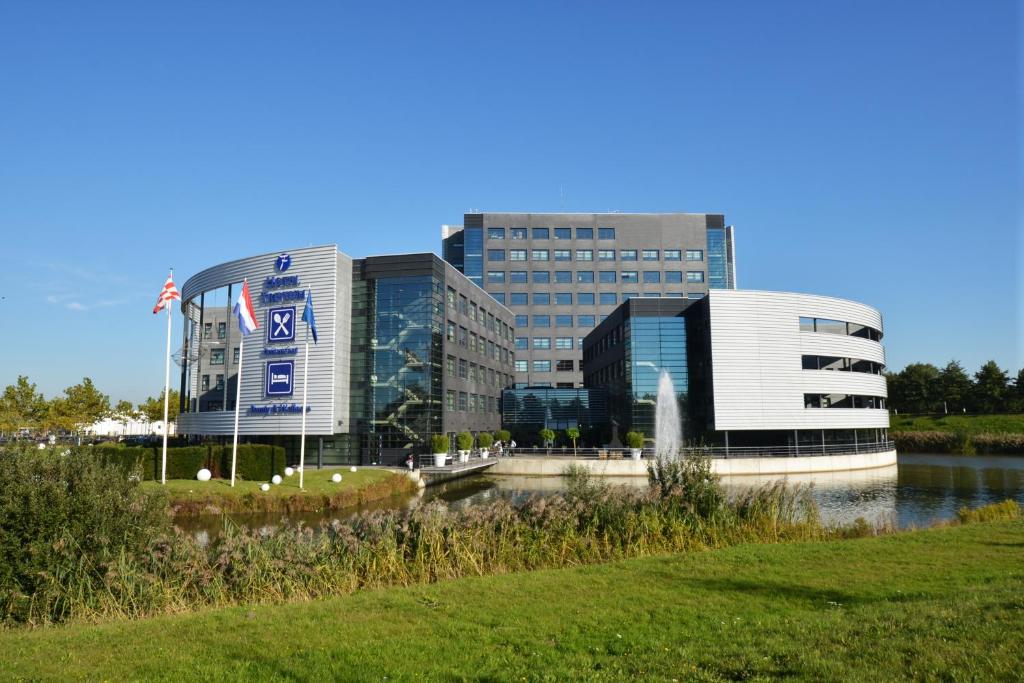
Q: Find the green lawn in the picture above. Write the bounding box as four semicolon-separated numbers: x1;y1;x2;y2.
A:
139;468;412;515
890;412;1024;434
3;521;1022;681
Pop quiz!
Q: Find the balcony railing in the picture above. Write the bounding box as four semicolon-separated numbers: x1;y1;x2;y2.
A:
503;440;896;460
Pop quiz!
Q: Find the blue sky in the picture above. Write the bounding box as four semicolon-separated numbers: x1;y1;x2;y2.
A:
0;1;1018;403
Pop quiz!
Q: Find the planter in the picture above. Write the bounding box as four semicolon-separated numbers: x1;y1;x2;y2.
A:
479;449;489;460
459;451;469;463
433;453;447;468
630;448;642;460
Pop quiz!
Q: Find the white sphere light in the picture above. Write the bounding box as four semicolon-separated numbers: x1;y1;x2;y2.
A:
260;483;271;492
284;467;294;477
271;475;283;485
350;466;358;473
332;473;342;483
196;468;212;482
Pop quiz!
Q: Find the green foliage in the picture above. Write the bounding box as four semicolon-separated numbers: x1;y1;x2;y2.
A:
647;455;725;519
213;444;288;482
476;432;493;449
113;399;138;425
0;446;168;625
138;389;180;424
889;413;1024;435
48;377;111;434
430;434;450;453
456;432;474;451
956;499;1021;524
0;376;48;434
624;431;645;448
892;429;1024;454
495;429;511;443
887;359;1022;416
564;426;580;450
969;361;1010;414
538;428;555;446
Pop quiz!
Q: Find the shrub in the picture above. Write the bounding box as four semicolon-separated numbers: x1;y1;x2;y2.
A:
0;448;168;625
625;431;645;449
165;446;209;480
957;500;1021;524
477;433;493;449
538;428;555;446
456;432;473;451
495;429;511;443
647;455;725;518
430;434;450;453
892;430;958;453
971;433;1024;454
213;444;287;482
96;446;156;479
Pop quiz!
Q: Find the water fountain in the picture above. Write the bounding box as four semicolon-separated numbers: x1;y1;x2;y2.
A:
654;370;683;461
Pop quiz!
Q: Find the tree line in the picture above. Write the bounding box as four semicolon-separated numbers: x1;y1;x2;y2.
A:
0;375;179;437
886;360;1024;415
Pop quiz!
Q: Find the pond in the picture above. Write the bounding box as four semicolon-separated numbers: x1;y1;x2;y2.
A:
176;453;1024;540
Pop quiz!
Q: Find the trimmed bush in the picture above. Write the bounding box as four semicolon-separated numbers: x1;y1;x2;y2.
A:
625;431;645;449
495;429;511;443
893;430;1024;455
892;431;959;453
430;435;450;453
165;446;208;480
213;444;287;482
456;432;473;451
96;446;156;479
477;433;494;449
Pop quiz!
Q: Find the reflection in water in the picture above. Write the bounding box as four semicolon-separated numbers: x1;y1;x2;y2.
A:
175;454;1024;540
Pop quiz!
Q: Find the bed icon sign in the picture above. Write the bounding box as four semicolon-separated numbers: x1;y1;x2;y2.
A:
265;361;294;397
267;306;295;342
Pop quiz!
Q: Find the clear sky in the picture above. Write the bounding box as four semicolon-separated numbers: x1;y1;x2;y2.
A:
0;1;1018;403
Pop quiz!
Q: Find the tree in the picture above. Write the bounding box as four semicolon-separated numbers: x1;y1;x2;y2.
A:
969;361;1009;414
0;376;48;435
1009;368;1024;414
139;389;180;424
564;426;580;455
887;363;941;413
114;399;138;430
938;360;972;413
48;377;110;435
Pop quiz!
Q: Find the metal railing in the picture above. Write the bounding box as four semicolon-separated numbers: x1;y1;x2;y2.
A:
500;440;896;460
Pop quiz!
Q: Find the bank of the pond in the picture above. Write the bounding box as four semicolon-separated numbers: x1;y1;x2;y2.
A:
3;519;1021;681
890;413;1024;454
143;469;417;516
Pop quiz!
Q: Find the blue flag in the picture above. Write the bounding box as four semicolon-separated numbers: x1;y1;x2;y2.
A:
301;291;318;344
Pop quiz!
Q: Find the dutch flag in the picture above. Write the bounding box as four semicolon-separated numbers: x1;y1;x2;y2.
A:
233;280;259;336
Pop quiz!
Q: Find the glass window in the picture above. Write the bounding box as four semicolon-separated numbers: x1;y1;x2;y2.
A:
509;293;528;306
201;374;210;391
686;271;705;283
533;360;551;372
446;390;455;411
554;227;572;240
533;315;550;327
620;249;637;261
556;359;574;372
487;249;505;261
642;249;659;261
515;314;528;327
687;292;704;299
532;270;550;283
233;347;240;364
577;315;595;327
510;228;527;240
533;292;550;305
487;227;505;240
533;337;551;349
642;292;661;298
599;270;616;283
576;228;593;239
210;349;224;365
532;249;549;261
509;270;527;283
515;337;528;350
459;295;468;315
446;321;456;340
217;322;226;339
815;318;847;335
576;271;594;283
203;323;212;339
555;271;572;283
447;287;456;309
622;292;638;300
487;271;505;284
664;271;682;283
458;359;468;378
514;360;528;372
555;315;573;327
510;249;527;261
554;249;572;261
554;292;572;305
599;227;615;239
664;249;681;261
598;249;616;261
643;271;661;284
577;292;595;305
600;292;617;305
556;337;573;350
686;249;704;261
664;292;684;298
576;249;593;261
458;392;468;411
621;271;638;283
490;292;505;304
447;355;455;375
532;227;549;239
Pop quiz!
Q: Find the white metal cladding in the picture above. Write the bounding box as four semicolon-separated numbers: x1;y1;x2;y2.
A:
707;290;889;431
177;245;342;436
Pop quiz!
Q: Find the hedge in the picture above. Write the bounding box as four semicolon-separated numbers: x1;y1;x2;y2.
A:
893;430;1024;455
91;444;288;481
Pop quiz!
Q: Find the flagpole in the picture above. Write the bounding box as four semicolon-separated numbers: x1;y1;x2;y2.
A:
299;327;309;490
161;284;173;485
230;335;244;487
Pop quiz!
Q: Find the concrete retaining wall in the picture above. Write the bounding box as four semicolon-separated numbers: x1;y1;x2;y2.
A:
489;450;897;477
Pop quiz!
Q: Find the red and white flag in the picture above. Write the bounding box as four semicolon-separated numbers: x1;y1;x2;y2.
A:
152;272;181;314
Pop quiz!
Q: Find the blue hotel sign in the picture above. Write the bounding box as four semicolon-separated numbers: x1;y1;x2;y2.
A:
265;360;294;397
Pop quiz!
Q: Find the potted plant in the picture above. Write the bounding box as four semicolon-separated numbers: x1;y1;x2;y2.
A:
477;432;493;459
456;431;474;462
564;426;580;457
539;428;556;453
430;434;449;468
625;431;645;460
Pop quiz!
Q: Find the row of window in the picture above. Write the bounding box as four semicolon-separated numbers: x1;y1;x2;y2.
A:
203;321;227;340
495;292;704;308
487;227;616;241
803;393;887;409
445;321;513;365
513;359;575;373
205;347;240;366
515;337;580;350
445;356;512;388
486;270;705;285
200;374;224;392
487;248;703;262
446;390;501;414
801;355;885;374
446;286;513;341
799;316;882;341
